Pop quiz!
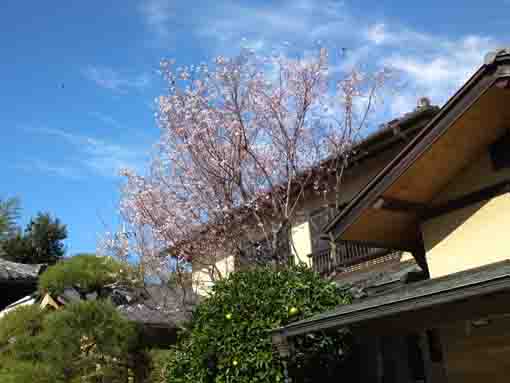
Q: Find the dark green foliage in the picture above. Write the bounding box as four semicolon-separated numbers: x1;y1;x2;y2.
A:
0;301;139;383
0;360;58;383
149;349;175;383
0;305;56;382
162;264;352;383
2;212;67;264
0;234;32;263
0;197;20;243
41;300;138;380
38;253;140;295
25;212;67;264
0;251;148;382
0;305;45;346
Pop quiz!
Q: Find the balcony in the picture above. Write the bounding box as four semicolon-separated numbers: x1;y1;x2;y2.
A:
308;241;401;276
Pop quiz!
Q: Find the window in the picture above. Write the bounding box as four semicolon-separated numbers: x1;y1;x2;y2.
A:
237;239;273;269
308;207;336;253
489;130;510;171
237;230;291;269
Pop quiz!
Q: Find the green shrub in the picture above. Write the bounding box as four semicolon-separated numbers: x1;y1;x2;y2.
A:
0;305;45;347
38;253;140;295
0;305;48;375
40;300;139;381
0;301;140;383
0;360;57;383
149;349;176;383
162;264;352;383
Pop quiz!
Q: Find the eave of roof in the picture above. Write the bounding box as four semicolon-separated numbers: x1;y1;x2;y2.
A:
351;105;438;158
272;260;510;338
246;104;438;213
322;49;510;242
0;259;44;282
169;103;439;253
297;105;439;184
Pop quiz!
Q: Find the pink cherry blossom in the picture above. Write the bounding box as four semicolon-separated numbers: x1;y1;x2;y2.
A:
101;47;394;285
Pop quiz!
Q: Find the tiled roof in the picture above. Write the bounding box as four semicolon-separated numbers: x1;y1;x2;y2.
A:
335;258;423;298
273;260;510;338
117;285;197;326
0;259;43;282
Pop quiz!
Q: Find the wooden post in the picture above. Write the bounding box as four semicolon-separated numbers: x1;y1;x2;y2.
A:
131;352;150;383
381;335;413;383
412;235;430;278
419;330;449;383
356;334;383;382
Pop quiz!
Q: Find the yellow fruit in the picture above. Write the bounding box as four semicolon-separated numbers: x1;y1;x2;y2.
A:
289;307;299;316
225;313;232;320
232;359;238;366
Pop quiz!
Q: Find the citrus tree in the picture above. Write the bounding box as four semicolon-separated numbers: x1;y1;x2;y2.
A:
160;264;352;383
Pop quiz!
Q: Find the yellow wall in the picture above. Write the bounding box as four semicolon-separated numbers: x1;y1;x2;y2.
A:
192;255;235;296
192;220;313;295
191;144;411;293
288;146;404;267
421;151;510;278
291;221;312;266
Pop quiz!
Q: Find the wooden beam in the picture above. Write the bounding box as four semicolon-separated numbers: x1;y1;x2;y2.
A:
354;289;510;337
40;294;60;310
338;238;415;253
423;179;510;220
372;197;427;213
412;235;430;278
326;70;498;241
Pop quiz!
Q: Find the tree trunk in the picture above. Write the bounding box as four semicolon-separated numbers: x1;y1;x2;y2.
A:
272;221;290;267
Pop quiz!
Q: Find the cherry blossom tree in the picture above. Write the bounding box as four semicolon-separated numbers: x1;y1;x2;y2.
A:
101;47;393;291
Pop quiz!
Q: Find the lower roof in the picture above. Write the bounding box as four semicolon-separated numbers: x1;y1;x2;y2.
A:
334;257;421;292
0;259;44;283
272;260;510;338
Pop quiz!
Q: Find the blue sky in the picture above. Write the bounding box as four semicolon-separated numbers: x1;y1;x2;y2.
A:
0;0;507;255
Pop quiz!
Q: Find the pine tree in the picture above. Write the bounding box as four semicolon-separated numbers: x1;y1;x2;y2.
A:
2;212;67;264
0;197;20;242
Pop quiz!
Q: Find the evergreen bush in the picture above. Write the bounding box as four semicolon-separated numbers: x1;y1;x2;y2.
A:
161;264;352;383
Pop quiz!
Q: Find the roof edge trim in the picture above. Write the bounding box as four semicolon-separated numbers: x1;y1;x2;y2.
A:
323;56;506;241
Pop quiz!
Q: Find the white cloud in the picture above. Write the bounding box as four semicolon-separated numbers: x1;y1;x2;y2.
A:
82;66;151;93
240;38;266;52
363;23;432;47
136;0;501;121
29;127;148;179
138;0;175;40
90;112;124;130
386;93;420;119
198;0;349;47
77;135;143;177
380;34;499;115
365;23;387;45
138;0;350;52
18;160;84;181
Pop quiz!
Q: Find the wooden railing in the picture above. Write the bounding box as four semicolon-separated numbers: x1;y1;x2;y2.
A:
308;241;399;276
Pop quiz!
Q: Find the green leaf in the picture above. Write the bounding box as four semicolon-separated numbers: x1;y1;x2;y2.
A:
159;264;352;382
